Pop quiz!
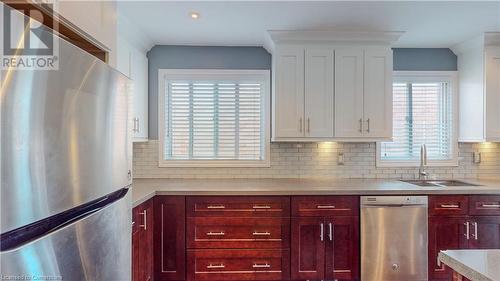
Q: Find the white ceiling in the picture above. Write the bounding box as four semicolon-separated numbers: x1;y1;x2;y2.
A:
118;1;500;49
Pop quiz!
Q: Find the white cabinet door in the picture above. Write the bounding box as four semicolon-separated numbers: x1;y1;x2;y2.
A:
363;49;393;138
335;48;364;137
273;47;305;138
304;48;334;137
131;49;149;141
485;47;500;140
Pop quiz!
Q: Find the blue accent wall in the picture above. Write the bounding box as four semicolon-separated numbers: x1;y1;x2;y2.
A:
147;46;457;139
393;48;457;71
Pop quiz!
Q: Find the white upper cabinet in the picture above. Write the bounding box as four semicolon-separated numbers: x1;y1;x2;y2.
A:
117;24;150;142
267;30;401;142
334;48;364;138
454;33;500;142
273;47;305;138
363;48;393;138
305;48;335;137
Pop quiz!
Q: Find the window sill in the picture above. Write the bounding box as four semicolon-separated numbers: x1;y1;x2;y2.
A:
158;159;271;168
375;160;459;168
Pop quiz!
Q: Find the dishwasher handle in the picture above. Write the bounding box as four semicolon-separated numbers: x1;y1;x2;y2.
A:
362;204;428;207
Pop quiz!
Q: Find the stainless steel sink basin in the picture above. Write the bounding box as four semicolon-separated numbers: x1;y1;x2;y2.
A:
401;180;482;187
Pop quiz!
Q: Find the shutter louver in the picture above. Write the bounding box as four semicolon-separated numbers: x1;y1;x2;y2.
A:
165;79;263;161
381;82;454;162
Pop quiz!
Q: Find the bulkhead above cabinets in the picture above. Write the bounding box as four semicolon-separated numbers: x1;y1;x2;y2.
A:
265;31;402;142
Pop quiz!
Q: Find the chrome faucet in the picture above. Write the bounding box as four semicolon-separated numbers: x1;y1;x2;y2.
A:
419;144;428;180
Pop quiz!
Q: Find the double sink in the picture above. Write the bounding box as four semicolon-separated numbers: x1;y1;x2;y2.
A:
401;179;482;187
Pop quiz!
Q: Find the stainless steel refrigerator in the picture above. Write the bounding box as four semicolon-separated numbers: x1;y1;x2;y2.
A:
0;5;132;281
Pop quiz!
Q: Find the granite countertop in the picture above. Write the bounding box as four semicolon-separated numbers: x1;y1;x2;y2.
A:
131;178;500;207
438;250;500;281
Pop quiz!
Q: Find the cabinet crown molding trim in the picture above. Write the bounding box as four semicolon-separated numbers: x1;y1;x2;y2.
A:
264;30;404;53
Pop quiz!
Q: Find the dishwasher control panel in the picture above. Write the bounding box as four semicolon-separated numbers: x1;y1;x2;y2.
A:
361;196;428;206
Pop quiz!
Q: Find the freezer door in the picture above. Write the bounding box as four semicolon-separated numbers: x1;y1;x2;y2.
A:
0;191;131;281
1;5;132;233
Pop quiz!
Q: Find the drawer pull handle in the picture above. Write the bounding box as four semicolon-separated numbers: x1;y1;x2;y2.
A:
317;205;336;209
252;231;271;236
207;264;225;269
253;263;271;268
481;204;500;208
440;204;460;208
253;205;271;209
207;205;225;209
206;232;225;236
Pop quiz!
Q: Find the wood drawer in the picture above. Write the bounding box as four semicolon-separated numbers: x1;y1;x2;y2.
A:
469;195;500;215
429;196;468;216
187;196;290;217
187;217;290;249
291;196;359;216
187;249;290;281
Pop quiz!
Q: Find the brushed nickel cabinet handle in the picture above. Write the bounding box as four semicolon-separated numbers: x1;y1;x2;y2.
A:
320;223;324;241
206;205;225;209
207;264;225;269
252;231;271;236
359;118;363;133
464;221;470;240
307;118;310;134
253;263;271;268
206;231;225;236
139;210;147;230
366;118;370;133
440;204;460;208
317;205;336;209
299;118;303;133
472;222;478;240
253;205;271;209
328;222;333;241
481;204;500;208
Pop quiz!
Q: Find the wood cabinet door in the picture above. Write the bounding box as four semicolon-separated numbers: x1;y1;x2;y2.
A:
132;206;140;281
363;48;393;139
325;216;359;281
132;199;154;281
304;48;334;138
485;46;500;140
428;216;468;280
273;46;305;138
291;217;325;280
154;196;186;280
334;48;364;138
467;216;500;249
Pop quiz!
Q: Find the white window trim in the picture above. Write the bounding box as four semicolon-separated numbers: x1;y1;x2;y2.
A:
376;71;459;168
158;69;271;168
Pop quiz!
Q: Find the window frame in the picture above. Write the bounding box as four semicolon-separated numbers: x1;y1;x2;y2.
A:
158;69;271;168
376;71;459;168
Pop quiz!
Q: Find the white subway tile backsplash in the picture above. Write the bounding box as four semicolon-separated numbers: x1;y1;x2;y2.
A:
133;141;500;179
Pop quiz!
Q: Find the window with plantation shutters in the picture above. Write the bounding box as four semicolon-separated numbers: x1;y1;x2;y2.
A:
377;72;458;167
158;69;270;167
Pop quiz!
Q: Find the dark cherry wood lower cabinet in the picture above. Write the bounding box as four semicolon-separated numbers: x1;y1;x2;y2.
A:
132;199;153;281
291;196;360;281
154;196;186;281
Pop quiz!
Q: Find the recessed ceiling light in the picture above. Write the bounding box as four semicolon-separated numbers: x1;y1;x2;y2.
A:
190;12;200;19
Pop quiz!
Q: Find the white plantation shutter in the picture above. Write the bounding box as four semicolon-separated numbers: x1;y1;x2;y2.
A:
163;73;265;162
380;77;456;165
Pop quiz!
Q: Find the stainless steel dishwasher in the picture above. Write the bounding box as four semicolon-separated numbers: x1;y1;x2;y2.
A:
361;196;428;281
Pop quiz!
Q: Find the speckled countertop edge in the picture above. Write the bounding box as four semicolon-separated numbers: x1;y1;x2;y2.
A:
438;251;496;281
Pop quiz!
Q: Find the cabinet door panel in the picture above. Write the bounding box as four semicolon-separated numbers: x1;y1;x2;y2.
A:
363;48;393;138
274;47;305;138
154;196;186;280
325;216;359;281
468;216;500;249
485;47;500;140
428;217;468;280
305;48;334;137
335;48;364;137
291;217;325;280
